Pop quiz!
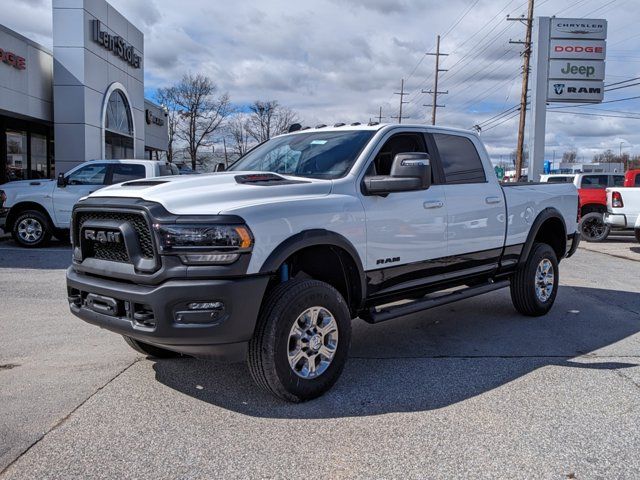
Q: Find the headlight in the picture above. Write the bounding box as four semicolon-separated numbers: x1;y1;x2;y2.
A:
153;224;253;265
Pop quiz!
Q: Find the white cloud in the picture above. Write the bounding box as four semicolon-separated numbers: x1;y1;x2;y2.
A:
5;0;640;161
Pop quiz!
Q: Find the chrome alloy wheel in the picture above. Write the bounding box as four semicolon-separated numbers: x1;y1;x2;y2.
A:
17;218;43;243
535;258;554;302
287;306;339;379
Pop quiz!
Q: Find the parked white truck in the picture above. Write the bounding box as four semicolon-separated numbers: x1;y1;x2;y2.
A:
66;123;579;401
0;159;179;247
604;187;640;242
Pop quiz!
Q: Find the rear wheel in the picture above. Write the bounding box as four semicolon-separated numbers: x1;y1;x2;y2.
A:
11;210;52;248
510;243;559;317
248;279;351;402
122;336;182;359
579;211;610;242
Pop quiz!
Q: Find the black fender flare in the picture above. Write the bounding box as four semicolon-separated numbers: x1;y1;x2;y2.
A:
518;207;567;266
259;229;367;305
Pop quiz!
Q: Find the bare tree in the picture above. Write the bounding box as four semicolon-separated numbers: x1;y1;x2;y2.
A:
245;100;300;143
167;74;232;170
562;149;577;163
227;114;252;158
155;87;180;163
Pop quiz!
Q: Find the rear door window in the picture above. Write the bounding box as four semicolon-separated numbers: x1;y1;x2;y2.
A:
547;176;574;183
110;164;145;184
432;134;486;184
580;175;608;189
613;175;625;187
636;175;640;187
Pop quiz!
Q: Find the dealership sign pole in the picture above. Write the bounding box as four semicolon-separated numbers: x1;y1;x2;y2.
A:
528;17;607;181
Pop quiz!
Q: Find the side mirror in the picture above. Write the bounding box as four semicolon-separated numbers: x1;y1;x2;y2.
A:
214;162;226;172
363;152;431;195
57;172;67;188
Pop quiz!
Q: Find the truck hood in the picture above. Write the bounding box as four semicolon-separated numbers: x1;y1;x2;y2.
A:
89;172;334;214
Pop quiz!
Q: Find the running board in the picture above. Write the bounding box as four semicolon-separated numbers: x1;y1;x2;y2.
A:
363;280;510;324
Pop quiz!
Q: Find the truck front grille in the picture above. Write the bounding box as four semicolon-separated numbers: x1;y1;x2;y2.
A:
75;211;154;263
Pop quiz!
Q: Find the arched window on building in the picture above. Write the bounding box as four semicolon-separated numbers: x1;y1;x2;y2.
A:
104;89;134;159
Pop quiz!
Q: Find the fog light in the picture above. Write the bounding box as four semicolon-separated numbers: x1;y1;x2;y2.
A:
188;302;224;311
180;253;239;264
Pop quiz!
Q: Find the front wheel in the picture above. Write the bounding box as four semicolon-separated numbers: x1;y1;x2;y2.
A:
510;243;559;317
248;279;352;402
11;210;52;248
579;212;610;242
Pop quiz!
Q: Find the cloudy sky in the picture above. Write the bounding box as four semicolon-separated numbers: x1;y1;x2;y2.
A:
6;0;640;164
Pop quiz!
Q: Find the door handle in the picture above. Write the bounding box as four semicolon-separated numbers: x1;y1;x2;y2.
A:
485;196;502;204
423;200;444;209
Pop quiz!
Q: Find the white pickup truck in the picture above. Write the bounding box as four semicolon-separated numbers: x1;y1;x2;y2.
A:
66;123;579;401
605;187;640;242
0;159;179;247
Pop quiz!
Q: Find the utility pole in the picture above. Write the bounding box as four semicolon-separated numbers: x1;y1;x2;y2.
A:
371;106;386;123
508;0;535;180
222;137;228;168
392;78;410;123
422;35;448;125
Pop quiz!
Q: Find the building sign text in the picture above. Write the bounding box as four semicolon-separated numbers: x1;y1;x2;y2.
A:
92;20;141;68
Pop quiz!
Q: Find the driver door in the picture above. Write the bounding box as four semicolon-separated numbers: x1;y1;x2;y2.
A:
359;130;447;285
53;163;108;227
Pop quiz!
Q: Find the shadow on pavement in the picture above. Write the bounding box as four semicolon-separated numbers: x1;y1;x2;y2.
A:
0;238;72;270
152;285;640;418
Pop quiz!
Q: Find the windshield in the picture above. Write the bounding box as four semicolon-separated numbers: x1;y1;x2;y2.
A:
229;130;375;179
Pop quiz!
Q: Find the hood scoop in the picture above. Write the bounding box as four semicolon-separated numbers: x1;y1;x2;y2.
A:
121;180;169;187
234;173;309;186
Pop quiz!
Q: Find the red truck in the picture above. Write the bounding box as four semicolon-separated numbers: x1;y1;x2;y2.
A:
624;169;640;187
541;172;627;242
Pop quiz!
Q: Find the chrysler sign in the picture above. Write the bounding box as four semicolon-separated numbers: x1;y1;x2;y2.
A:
92;20;141;68
550;19;607;39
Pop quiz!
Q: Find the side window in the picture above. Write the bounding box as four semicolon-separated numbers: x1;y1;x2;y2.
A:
66;164;108;186
371;133;427;176
110;164;145;184
580;175;608;189
613;175;625;187
432;133;486;184
635;175;640;187
158;163;180;176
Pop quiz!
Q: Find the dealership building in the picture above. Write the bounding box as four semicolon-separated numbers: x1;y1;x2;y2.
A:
0;0;168;184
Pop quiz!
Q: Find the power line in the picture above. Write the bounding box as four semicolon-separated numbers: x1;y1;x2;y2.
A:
548;94;640;109
605;76;640;88
475;105;520;129
605;81;640;92
482;110;521;131
548;110;640;120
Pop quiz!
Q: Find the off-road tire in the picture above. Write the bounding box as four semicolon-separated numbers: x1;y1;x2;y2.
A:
579;211;610;242
122;335;182;358
510;243;559;317
248;279;352;402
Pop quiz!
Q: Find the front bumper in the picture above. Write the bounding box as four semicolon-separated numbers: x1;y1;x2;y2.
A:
67;267;270;361
603;212;627;228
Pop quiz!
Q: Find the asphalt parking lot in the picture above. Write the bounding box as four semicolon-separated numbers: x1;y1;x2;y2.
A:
1;234;639;479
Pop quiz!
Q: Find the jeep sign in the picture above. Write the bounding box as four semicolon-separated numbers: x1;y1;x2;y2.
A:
548;60;605;80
